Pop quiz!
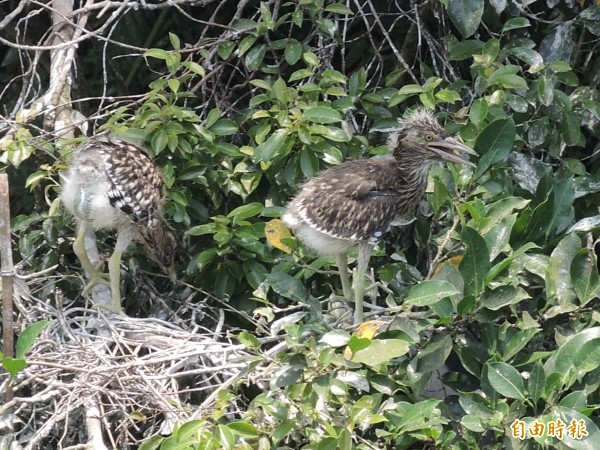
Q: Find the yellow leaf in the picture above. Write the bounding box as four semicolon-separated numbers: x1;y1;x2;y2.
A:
431;255;464;277
343;320;386;359
353;320;386;339
265;219;293;253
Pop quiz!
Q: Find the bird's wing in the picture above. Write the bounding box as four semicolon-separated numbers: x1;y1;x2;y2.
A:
96;139;165;223
293;160;401;243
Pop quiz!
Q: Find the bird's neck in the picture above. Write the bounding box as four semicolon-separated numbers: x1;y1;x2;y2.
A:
393;146;432;188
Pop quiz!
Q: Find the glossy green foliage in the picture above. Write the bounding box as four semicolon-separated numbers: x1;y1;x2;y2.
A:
5;0;600;449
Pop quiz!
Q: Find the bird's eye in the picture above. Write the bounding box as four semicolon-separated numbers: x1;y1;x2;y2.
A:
425;134;434;141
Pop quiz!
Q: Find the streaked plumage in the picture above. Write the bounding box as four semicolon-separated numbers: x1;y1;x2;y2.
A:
61;137;176;311
284;109;476;324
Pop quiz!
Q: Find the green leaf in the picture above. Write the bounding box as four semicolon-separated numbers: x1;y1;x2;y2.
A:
227;202;264;222
138;435;163;450
480;286;529;311
503;328;540;361
271;365;303;388
176;420;206;441
25;171;49;190
304;106;342;124
461;415;485;432
447;0;484;38
227;422;259;439
210;119;238;136
435;89;461;103
349;67;366;96
486;362;525;400
245;44;266;70
404;280;460;306
502;17;531;32
272;77;288;104
553;406;600;449
285;39;303;65
273;420;295;445
253;128;289;162
546;233;580;305
2;357;27;377
217;41;236;59
351;339;410;366
553;327;600;377
303;51;321;67
317;438;338;450
416;334;453;373
528;361;545;404
487;66;528;89
324;3;354;14
449;39;485;60
506;47;543;67
469;98;488;128
214;424;235;449
571;249;600;305
151;130;169;154
397;84;426;95
238;35;257;56
338;429;352;450
473;118;516;179
550;60;571;73
569;215;600;233
237;330;261;348
546;178;575;236
193;248;218;270
483;214;516;261
289;68;313;82
182;60;205;77
537;75;554;106
143;48;172;61
562;112;581;146
459;227;490;297
320;330;351;347
266;272;308;303
574;340;600;373
15;320;50;359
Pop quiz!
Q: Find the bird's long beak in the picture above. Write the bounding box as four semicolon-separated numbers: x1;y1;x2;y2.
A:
428;137;477;167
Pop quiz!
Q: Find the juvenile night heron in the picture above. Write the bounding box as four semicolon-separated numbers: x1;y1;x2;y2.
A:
61;137;176;312
283;109;476;324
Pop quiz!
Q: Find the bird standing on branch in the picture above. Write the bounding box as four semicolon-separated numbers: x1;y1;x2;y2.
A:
61;137;177;312
283;109;476;325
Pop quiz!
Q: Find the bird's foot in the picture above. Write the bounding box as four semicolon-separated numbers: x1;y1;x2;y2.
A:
92;301;126;315
81;270;111;296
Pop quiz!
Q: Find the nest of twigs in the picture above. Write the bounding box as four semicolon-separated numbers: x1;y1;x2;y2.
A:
1;274;261;450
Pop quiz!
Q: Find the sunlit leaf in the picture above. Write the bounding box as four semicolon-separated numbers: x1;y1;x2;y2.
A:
351;339;410;366
264;219;293;253
459;227;490;297
486;362;525;399
447;0;484;38
15;320;50;359
405;280;460;306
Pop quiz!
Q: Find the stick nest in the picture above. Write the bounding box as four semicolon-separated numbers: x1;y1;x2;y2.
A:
1;277;259;449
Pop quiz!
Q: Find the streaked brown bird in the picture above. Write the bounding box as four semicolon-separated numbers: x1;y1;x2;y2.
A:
283;109;476;324
61;137;176;312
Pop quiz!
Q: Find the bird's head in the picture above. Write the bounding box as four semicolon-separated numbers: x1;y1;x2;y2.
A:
389;108;476;167
137;223;177;282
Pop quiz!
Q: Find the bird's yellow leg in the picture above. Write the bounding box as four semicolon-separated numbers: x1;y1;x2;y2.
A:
336;253;353;303
352;243;374;325
108;248;123;312
72;226;111;294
